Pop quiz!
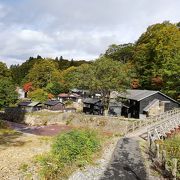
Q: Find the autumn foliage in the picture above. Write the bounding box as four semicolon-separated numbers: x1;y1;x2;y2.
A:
131;79;140;89
23;82;33;92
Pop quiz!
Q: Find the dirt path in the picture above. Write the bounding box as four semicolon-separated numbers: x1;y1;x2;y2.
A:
100;137;148;180
6;121;72;136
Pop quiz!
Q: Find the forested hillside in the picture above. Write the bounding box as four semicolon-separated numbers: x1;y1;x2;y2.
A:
104;21;180;101
10;56;90;85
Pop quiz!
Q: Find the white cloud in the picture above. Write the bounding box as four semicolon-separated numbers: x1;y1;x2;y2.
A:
0;0;179;65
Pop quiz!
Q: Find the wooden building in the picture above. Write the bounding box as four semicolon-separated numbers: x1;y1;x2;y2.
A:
108;100;122;116
110;90;180;119
83;98;104;115
57;93;69;102
58;93;82;103
18;101;43;112
44;100;64;111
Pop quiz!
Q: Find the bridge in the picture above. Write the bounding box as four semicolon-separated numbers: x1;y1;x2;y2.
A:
147;109;180;143
124;108;180;140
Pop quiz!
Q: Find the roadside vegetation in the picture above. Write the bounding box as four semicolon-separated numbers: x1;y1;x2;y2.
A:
0;119;23;146
35;129;109;179
161;134;180;178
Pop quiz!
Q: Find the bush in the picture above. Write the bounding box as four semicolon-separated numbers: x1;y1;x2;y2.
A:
37;129;101;179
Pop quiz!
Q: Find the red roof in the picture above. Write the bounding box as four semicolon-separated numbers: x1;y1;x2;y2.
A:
58;93;81;98
58;93;69;98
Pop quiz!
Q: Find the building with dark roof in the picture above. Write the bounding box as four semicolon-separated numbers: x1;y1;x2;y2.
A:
108;100;122;116
44;100;64;111
110;90;180;119
83;98;104;115
18;101;43;112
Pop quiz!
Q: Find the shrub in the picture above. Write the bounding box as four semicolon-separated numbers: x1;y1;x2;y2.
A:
159;135;180;178
65;100;73;106
37;129;101;179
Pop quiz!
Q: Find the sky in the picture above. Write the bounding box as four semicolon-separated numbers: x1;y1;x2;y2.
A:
0;0;179;66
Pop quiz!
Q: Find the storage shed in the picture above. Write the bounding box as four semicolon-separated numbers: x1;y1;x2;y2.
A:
44;100;64;111
18;101;43;112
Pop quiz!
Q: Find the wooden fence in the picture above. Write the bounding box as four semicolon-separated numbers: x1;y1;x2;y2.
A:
147;109;180;143
145;109;180;180
125;108;180;135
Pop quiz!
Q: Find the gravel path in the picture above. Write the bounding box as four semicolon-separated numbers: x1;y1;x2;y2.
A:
101;137;148;180
69;137;120;180
0;133;51;180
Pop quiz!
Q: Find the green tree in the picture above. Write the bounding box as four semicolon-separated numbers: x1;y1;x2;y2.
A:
74;57;133;106
133;22;180;99
162;54;180;99
10;57;42;85
61;66;78;91
46;82;65;96
28;89;48;102
0;62;11;78
25;60;61;88
104;43;134;63
0;78;18;108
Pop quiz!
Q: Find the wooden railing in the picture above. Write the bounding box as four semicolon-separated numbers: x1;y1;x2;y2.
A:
147;109;180;143
125;108;180;135
146;109;180;180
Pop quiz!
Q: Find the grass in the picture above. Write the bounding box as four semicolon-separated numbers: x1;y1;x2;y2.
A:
157;134;180;178
27;111;63;117
35;128;109;179
0;119;24;146
19;163;29;173
163;134;180;178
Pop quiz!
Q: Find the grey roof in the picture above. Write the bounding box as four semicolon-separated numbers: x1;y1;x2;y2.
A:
111;89;180;104
18;101;31;106
83;98;101;104
143;99;159;112
116;90;158;101
28;102;41;107
109;100;122;107
44;100;63;106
